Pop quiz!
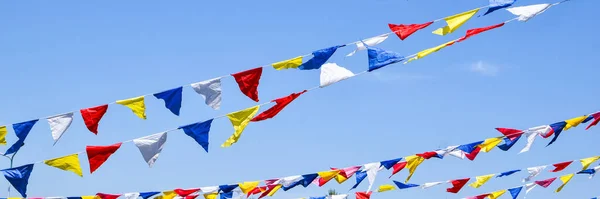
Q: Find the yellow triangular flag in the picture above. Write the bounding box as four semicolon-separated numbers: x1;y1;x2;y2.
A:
555;173;574;192
222;105;260;148
479;137;503;153
44;153;83;177
580;156;600;170
377;184;396;192
405;155;425;183
239;181;260;194
489;190;507;199
334;173;349;184
432;8;480;36
318;170;341;183
203;193;217;199
469;174;494;188
82;196;98;199
267;184;283;197
405;41;455;63
116;96;147;119
156;191;177;199
564;115;587;131
0;126;7;145
272;56;303;70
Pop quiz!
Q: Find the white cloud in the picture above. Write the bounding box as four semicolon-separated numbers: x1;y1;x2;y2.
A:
470;61;499;76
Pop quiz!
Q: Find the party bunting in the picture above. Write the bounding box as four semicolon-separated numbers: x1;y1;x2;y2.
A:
252;91;306;122
299;46;341;70
479;137;503;152
367;47;404;72
405;155;425;183
6;119;39;155
319;63;354;88
0;126;6;145
405;41;455;63
547;121;567;146
80;104;109;134
239;181;260;194
484;0;517;16
133;132;168;167
555;173;574;192
432;8;480;36
96;193;121;199
507;187;522;199
222;106;260;148
469;174;494;188
447;178;470;193
388;22;433;40
497;170;520;178
580;156;600;170
488;190;507;199
347;35;389;57
507;4;552;21
44;153;83;177
377;184;396;192
153;87;183;116
272;56;303;70
174;189;200;197
180;119;213;152
564;115;587;131
116;96;147;120
140;192;160;199
551;161;573;172
535;177;557;188
317;170;341;186
2;164;34;197
523;166;547;182
47;112;74;145
191;78;222;110
231;67;262;102
355;192;371;199
86;143;122;173
393;181;419;189
455;23;505;43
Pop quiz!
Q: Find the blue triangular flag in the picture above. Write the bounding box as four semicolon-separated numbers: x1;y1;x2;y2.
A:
139;192;160;199
220;191;233;199
2;164;34;198
299;46;341;70
497;169;521;178
583;115;595;123
508;186;523;199
219;184;239;193
367;47;405;72
483;0;516;16
578;169;596;175
301;173;319;187
154;86;183;116
309;197;326;199
179;119;213;152
457;141;484;153
13;119;38;140
547;121;567;146
350;170;367;190
498;135;522;151
283;180;302;191
380;158;402;170
5;139;24;155
393;180;419;189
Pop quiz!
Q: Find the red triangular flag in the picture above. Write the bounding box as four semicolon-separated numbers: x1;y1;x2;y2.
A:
355;191;372;199
185;195;199;199
86;143;122;173
467;194;491;199
258;184;279;199
417;151;439;159
247;186;267;197
174;188;200;197
550;161;573;172
80;104;109;134
264;179;279;185
96;193;121;199
465;147;482;161
495;127;523;141
535;177;557;188
231;67;263;102
446;178;470;193
390;161;407;178
586;112;600;130
251;90;307;122
456;23;505;43
388;22;434;40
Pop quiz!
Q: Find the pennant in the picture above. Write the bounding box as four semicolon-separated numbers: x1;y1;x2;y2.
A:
86;143;122;173
247;186;266;197
187;195;199;199
133;132;168;167
347;35;389;57
466;194;489;199
377;184;396;192
405;155;425;182
507;187;522;199
580;156;600;170
416;151;441;159
497;169;520;178
203;193;217;199
564;115;587;131
465;147;482;161
180;119;213;152
523;166;547;182
44;153;83;177
123;193;140;199
432;9;480;36
393;181;419;189
329;194;348;199
364;162;381;191
222;106;260;147
456;23;505;43
0;126;6;145
96;193;121;199
532;125;553;138
331;166;361;184
388;22;433;40
2;164;34;197
456;141;483;154
578;166;600;178
191;78;222;110
220;192;233;199
547;121;567;146
319;63;354;88
390;161;407;178
116;96;147;119
140;192;161;199
586;112;600;130
446;178;470;193
174;189;200;197
272;56;303;70
258;184;282;198
219;184;239;193
350;170;367;190
551;161;573;172
80;104;109;134
488;190;506;199
301;173;319;187
484;0;516;16
299;46;341;70
479;137;503;152
421;181;444;189
380;158;403;170
47;113;74;144
469;174;494;188
231;67;262;102
200;186;219;194
495;128;523;141
154;87;183;116
355;192;371;199
317;170;340;186
252;91;306;122
405;41;455;63
524;183;537;194
534;177;557;188
5;119;39;155
367;47;404;71
519;131;539;153
497;135;522;151
555;173;574;192
239;181;260;194
507;4;552;21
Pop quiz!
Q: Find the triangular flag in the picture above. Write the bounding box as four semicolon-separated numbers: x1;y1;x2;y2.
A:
551;161;573;172
350;170;367;190
272;56;303;70
153;87;183;116
479;137;503;152
174;189;200;197
488;190;506;199
123;193;140;199
405;41;455;63
432;9;480;36
507;4;552;21
564;115;587;131
465;147;482;161
159;191;178;199
47;113;74;145
319;63;354;88
231;67;262;102
96;193;121;199
484;0;516;16
86;142;122;173
469;174;494;188
497;136;522;151
259;184;282;198
116;96;147;119
44;153;83;177
446;178;470;193
252;91;306;122
180;119;213;152
377;184;396;192
380;158;403;170
547;121;567;146
5;119;39;155
347;35;389;57
456;23;505;43
329;194;348;199
332;166;361;184
393;181;419;189
220;192;233;199
388;22;434;40
421;181;444;189
239;181;260;194
390;161;407;178
416;151;442;159
580;156;600;170
2;164;34;197
519;131;539;154
80;104;109;134
0;126;6;145
363;162;381;191
301;173;319;187
524;183;537;194
133;132;168;167
495;128;523;141
203;193;217;199
466;194;489;199
355;192;371;199
497;170;520;178
222;106;260;147
200;186;219;194
534;177;557;188
317;170;340;186
191;78;222;110
140;192;161;199
523;166;547;182
299;46;341;70
555;173;574;192
405;155;425;183
219;184;239;193
507;187;522;199
367;47;405;72
586;112;600;130
186;195;199;199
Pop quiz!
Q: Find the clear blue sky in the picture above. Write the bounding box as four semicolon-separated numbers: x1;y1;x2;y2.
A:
0;0;598;198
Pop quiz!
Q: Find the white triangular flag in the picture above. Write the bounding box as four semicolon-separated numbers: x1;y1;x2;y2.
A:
519;130;542;154
444;145;466;159
346;34;389;56
329;194;349;199
523;166;547;182
525;183;537;194
200;186;219;193
363;162;381;192
320;63;355;88
123;193;140;199
47;112;74;145
191;77;222;110
507;4;552;21
133;132;168;167
421;181;444;189
277;175;303;187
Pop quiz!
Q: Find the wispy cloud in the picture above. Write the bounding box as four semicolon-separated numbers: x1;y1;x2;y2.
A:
470;61;499;76
369;71;433;82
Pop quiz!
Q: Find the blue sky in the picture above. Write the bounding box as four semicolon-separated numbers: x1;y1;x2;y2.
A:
0;0;598;198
